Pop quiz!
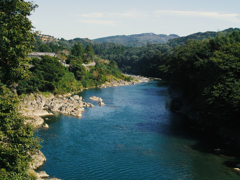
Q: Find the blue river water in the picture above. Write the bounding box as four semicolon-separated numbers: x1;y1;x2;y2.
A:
36;81;240;180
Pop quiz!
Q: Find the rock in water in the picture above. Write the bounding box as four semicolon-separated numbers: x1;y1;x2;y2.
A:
30;150;46;169
98;101;105;106
43;123;49;128
38;171;49;178
89;96;102;101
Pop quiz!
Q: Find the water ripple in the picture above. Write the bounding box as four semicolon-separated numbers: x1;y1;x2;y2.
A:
36;82;240;180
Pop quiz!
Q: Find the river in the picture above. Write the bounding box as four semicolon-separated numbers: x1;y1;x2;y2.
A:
36;81;240;180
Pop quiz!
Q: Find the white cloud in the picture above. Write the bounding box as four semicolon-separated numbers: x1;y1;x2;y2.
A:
154;10;240;23
78;20;118;26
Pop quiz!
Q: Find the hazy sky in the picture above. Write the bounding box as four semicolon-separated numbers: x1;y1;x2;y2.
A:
29;0;240;40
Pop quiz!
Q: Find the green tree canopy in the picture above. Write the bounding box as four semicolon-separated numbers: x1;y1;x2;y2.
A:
69;60;87;81
0;0;38;88
159;30;240;126
0;86;41;178
0;1;41;178
39;44;52;52
30;55;66;92
85;44;95;55
71;42;83;57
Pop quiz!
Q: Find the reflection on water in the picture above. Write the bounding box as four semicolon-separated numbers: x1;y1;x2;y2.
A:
36;82;240;180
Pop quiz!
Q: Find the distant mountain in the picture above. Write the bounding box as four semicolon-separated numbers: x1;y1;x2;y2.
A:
167;28;240;47
35;28;240;51
37;34;97;48
59;37;97;49
93;33;179;47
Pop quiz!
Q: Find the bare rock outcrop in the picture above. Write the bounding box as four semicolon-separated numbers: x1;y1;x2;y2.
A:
89;96;105;106
24;115;44;127
38;171;49;178
89;96;102;101
28;169;61;180
19;94;96;124
99;75;151;89
44;95;93;117
30;150;46;170
42;123;49;128
98;101;105;106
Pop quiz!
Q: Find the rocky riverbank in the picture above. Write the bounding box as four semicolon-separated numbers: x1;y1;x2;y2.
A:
18;93;100;179
99;75;151;88
19;94;97;127
19;74;152;179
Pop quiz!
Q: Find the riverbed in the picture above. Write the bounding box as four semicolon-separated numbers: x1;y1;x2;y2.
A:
36;81;240;180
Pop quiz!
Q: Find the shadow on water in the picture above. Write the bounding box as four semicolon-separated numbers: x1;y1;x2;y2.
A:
41;114;62;125
135;100;240;173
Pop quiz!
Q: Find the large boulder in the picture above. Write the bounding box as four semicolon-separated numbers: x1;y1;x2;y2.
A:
70;110;82;117
29;150;46;170
98;101;105;106
89;96;102;102
42;123;49;128
38;171;49;178
24;115;44;128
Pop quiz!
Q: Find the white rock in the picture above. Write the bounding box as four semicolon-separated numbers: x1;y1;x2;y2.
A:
29;150;46;169
98;101;105;106
43;123;49;128
38;171;49;178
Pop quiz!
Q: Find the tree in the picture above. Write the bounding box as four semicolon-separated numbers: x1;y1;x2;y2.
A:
84;44;95;59
0;1;41;178
71;42;83;57
0;0;38;92
159;31;240;126
49;41;59;52
69;60;87;81
29;55;65;92
39;44;52;52
0;86;41;179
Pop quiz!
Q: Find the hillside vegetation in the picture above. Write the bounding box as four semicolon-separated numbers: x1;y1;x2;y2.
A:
17;43;131;95
167;28;239;47
33;28;239;79
160;30;240;127
93;33;179;47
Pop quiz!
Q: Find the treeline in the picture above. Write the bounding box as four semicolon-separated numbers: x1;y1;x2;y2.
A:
91;28;239;77
93;33;179;47
167;27;239;47
92;43;172;77
32;28;239;80
17;43;131;95
159;30;240;127
32;36;96;52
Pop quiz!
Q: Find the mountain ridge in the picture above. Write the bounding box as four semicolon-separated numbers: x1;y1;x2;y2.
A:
35;28;240;51
93;33;179;47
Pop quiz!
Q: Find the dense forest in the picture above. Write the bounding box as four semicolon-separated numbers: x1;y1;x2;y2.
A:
0;1;41;179
160;30;240;127
17;42;131;95
91;28;240;76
